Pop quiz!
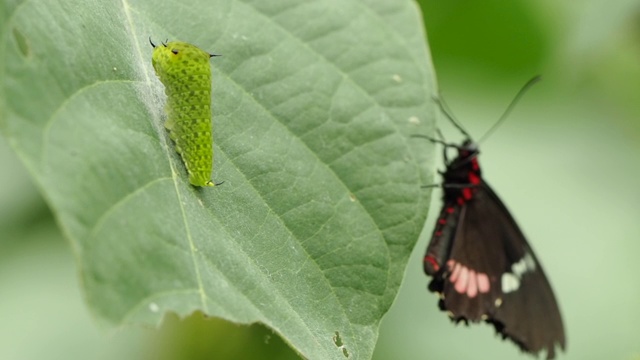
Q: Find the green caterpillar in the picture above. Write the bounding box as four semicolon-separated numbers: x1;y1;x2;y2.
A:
150;38;219;187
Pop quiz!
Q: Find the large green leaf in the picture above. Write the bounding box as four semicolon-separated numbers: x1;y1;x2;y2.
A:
1;0;436;358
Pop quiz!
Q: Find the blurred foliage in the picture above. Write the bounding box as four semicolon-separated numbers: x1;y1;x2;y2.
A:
149;313;300;360
2;0;640;360
419;0;550;77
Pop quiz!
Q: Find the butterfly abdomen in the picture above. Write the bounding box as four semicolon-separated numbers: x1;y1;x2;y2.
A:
151;40;215;187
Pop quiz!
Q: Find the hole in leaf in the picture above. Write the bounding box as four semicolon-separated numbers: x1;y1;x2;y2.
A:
333;331;349;358
333;331;343;347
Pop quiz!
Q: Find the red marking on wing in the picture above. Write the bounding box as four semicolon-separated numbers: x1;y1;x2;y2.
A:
471;158;480;171
468;171;481;185
462;187;473;200
424;255;440;272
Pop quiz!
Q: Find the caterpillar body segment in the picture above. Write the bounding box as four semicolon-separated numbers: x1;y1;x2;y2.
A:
150;39;217;187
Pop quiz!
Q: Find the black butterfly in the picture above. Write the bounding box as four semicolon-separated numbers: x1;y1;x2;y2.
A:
418;77;566;359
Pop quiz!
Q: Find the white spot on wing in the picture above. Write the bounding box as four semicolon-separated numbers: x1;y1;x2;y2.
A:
149;302;160;312
524;252;536;271
512;252;536;276
512;259;527;276
501;252;536;293
501;273;520;293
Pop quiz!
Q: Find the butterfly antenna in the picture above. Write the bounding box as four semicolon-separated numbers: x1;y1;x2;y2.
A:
411;134;459;149
433;95;472;139
149;36;156;48
478;75;542;144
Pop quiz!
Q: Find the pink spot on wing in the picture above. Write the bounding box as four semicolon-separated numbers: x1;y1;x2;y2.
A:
447;260;490;297
466;270;478;297
454;266;469;294
445;259;492;297
450;262;462;282
477;273;490;293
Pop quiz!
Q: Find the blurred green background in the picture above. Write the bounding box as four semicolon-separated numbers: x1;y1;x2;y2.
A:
1;0;639;359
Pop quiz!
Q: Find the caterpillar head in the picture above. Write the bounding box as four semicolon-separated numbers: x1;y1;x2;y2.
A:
150;38;217;83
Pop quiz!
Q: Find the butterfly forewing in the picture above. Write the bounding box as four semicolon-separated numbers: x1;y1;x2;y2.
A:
481;184;565;358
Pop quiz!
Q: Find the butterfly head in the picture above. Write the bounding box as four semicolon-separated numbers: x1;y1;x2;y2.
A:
448;139;479;168
458;139;478;156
